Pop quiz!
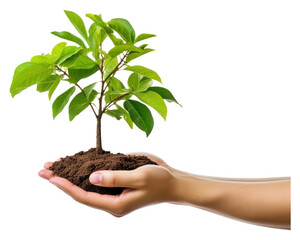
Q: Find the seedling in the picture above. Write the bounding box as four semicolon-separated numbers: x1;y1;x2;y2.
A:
10;10;180;154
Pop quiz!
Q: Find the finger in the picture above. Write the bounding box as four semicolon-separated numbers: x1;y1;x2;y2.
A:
49;176;120;212
89;170;142;189
38;169;53;180
44;162;53;169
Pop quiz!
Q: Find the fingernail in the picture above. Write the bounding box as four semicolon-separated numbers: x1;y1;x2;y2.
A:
90;173;102;184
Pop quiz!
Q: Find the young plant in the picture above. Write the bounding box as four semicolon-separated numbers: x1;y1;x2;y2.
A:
10;10;180;154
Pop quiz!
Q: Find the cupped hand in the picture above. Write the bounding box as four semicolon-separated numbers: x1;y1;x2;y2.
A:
38;154;178;217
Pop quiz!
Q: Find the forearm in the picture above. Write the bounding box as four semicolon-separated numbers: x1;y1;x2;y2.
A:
172;172;291;229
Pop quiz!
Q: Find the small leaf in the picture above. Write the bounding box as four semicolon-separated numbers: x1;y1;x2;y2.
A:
10;62;53;97
52;86;75;119
127;73;141;91
51;42;67;60
108;33;123;46
124;99;154;136
105;105;133;128
124;65;161;82
135;33;156;43
107;77;125;91
48;77;61;100
64;10;88;41
104;57;118;77
31;54;54;65
57;46;82;64
126;48;154;62
108;44;142;57
88;25;107;59
36;74;63;92
70;55;95;69
108;19;133;43
51;31;86;48
148;86;181;106
134;91;167;120
68;65;98;83
86;14;113;34
68;89;98;121
110;18;135;43
137;77;153;92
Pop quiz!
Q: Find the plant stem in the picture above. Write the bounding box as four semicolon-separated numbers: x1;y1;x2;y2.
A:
96;113;103;154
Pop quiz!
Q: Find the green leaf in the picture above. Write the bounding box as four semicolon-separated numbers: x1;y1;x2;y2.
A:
86;14;113;34
105;104;133;128
134;91;167;120
36;74;63;92
10;62;53;97
124;100;154;136
88;25;107;59
137;77;153;92
82;82;98;100
31;54;54;65
107;77;125;91
51;31;86;48
52;86;75;119
68;65;98;83
124;65;161;83
126;48;154;62
110;18;135;43
64;10;88;41
108;19;134;43
108;44;142;57
51;42;67;60
127;73;141;91
57;46;82;64
104;57;118;77
68;89;98;121
148;86;181;106
70;55;95;69
48;77;61;100
108;33;123;46
135;33;156;43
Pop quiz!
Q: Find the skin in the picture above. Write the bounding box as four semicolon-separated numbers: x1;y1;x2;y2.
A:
38;153;290;229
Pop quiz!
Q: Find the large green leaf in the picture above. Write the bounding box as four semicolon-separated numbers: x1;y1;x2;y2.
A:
123;99;154;136
56;46;82;64
105;104;133;128
52;86;75;119
148;86;181;106
51;31;86;48
108;44;142;57
124;65;161;83
108;19;134;43
64;10;88;41
126;48;154;62
10;62;53;97
36;74;63;92
68;88;98;121
134;91;167;120
68;65;98;83
109;18;135;43
135;33;156;43
51;42;67;60
70;55;95;69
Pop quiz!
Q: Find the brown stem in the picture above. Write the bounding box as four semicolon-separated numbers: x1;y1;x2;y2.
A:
96;114;103;154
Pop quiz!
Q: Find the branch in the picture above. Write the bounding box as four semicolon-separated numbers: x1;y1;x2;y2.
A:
103;93;130;113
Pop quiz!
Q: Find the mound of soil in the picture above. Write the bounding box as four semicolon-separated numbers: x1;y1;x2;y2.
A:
49;148;157;195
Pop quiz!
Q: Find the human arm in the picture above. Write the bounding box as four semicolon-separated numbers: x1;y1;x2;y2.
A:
38;154;290;229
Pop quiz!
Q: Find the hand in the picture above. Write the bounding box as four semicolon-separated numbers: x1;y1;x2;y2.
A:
38;154;177;217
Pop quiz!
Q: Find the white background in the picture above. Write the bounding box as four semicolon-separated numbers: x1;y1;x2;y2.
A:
0;0;299;239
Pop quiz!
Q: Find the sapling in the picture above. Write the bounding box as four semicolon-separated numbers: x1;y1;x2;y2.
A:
10;10;180;155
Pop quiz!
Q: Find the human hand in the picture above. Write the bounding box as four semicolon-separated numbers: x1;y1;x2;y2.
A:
38;154;178;217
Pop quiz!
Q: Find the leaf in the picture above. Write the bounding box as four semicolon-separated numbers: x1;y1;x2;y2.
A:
83;82;98;100
51;31;86;48
10;62;53;97
137;77;153;92
108;33;123;46
134;91;167;120
70;55;95;69
48;77;61;100
148;86;181;106
107;77;125;90
57;46;82;64
108;19;133;43
64;10;88;41
126;48;154;62
105;105;133;128
36;74;63;92
124;65;161;83
104;57;118;77
68;64;98;83
68;89;98;121
86;14;113;34
31;54;54;65
127;73;141;91
51;42;67;60
110;18;135;43
88;25;107;59
135;33;156;43
123;99;154;136
52;86;75;119
108;44;142;57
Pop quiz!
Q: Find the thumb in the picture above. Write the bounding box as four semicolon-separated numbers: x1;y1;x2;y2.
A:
89;170;141;188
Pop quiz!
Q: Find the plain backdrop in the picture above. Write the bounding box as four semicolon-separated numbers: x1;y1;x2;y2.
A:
0;0;299;239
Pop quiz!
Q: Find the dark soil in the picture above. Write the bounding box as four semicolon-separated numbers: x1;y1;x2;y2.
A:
49;148;157;195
